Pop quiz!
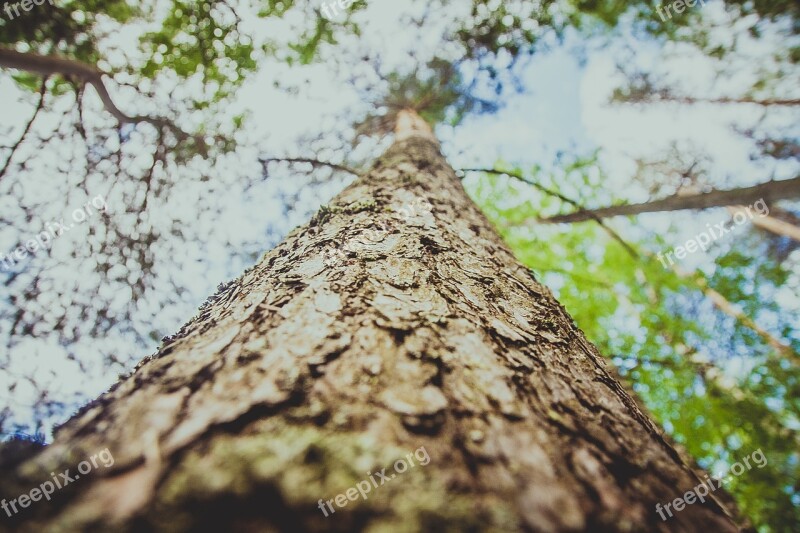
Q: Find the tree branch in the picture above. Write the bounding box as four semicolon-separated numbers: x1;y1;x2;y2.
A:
640;248;798;363
540;176;800;224
260;157;361;177
699;281;797;362
0;76;48;182
624;94;800;107
0;48;196;142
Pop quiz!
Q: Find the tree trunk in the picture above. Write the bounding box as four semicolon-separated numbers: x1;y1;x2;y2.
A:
540;177;800;224
1;110;745;533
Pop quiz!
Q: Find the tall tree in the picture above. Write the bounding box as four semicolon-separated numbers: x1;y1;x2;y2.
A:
0;109;745;532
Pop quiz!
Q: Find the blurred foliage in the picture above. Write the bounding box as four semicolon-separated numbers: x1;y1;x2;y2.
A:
0;0;139;61
138;1;256;104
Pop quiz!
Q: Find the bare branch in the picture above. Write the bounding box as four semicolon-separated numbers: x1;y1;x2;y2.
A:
661;260;797;362
260;157;361;177
623;94;800;107
0;77;48;181
540;176;800;224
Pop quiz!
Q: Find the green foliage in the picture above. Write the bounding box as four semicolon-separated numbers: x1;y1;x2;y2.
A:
279;0;365;66
139;1;257;103
456;0;556;61
452;0;798;77
287;15;336;66
379;60;499;127
722;0;800;24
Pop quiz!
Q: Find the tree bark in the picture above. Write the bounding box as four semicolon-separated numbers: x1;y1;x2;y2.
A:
540;177;800;224
1;110;745;532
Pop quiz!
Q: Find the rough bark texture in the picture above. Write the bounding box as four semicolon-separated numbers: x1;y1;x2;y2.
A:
1;111;745;532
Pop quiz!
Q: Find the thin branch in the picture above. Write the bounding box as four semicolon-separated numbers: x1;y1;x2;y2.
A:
261;157;361;177
141;131;166;213
635;243;796;362
71;79;89;143
0;77;48;181
664;260;798;363
701;283;797;361
461;167;640;258
622;94;800;107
